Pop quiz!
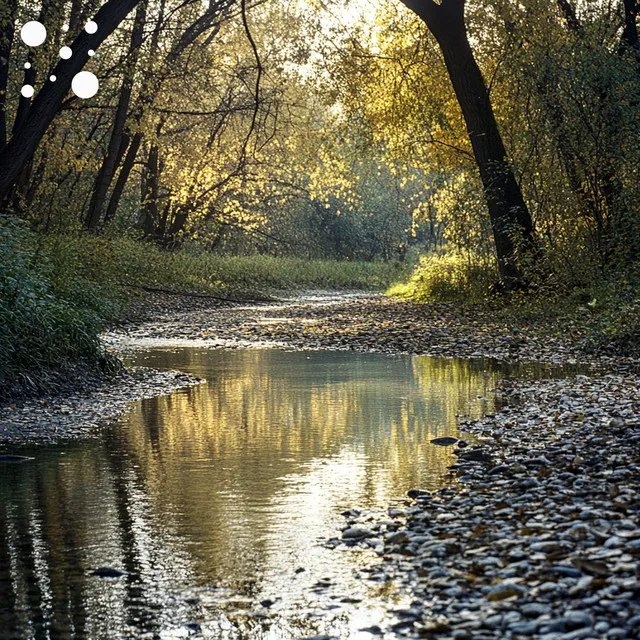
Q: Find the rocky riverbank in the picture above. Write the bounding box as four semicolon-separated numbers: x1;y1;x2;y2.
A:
104;292;637;372
336;373;640;640
0;368;202;444
1;291;638;639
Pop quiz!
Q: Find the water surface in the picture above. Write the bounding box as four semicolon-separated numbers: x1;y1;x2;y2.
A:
0;349;567;639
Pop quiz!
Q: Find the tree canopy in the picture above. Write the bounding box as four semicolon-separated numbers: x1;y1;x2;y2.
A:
0;0;638;287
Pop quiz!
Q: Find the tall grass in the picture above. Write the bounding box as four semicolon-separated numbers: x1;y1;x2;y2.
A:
45;236;402;296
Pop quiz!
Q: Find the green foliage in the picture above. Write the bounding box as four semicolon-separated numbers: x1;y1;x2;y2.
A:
0;219;118;396
387;251;495;303
1;224;402;396
59;236;403;295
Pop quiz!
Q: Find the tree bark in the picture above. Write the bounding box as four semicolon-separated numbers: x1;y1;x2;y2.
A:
399;0;537;288
11;0;56;141
556;0;583;34
84;1;147;230
0;0;17;150
104;132;142;224
0;0;142;207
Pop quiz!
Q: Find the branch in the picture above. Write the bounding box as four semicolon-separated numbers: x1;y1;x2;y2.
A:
397;0;439;23
240;0;263;161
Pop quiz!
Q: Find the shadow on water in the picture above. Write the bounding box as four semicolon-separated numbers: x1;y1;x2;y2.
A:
0;349;587;639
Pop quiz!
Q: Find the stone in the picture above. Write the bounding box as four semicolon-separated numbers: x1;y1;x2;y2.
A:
342;527;375;540
458;448;493;463
486;583;525;601
482;614;503;629
488;464;510;475
91;567;128;578
522;603;551;618
509;621;539;635
431;437;459;446
564;611;594;629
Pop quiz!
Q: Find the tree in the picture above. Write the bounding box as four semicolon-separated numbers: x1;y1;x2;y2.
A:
83;0;147;231
398;0;537;288
0;0;142;206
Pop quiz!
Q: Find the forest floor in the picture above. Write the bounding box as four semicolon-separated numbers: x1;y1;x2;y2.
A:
1;291;638;640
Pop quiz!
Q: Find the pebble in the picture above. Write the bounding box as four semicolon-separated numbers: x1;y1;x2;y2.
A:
431;437;459;446
522;603;551;618
342;527;375;540
336;370;640;640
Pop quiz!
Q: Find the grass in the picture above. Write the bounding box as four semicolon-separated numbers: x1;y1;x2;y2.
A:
46;235;403;297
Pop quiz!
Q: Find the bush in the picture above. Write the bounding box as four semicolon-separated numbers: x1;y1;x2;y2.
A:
387;251;496;303
0;219;118;396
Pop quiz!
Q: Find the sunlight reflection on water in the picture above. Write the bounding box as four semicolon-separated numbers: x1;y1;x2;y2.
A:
0;349;576;639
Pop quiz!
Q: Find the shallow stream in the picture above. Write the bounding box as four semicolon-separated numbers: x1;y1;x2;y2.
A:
0;348;579;639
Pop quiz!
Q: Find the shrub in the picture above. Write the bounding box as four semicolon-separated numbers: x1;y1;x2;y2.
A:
0;219;117;396
387;251;496;303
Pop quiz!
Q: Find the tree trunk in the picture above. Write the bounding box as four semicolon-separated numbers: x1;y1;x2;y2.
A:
104;131;142;223
11;0;56;139
0;0;18;150
0;0;141;208
621;0;639;53
164;205;189;247
141;143;160;238
399;0;536;288
84;1;147;230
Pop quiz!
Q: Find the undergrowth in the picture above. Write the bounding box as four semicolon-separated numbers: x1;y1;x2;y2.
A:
387;250;640;358
0;219;121;397
46;235;402;297
387;252;495;303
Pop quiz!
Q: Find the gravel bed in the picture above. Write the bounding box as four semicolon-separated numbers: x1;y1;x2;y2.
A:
334;374;640;640
0;368;203;445
105;294;637;372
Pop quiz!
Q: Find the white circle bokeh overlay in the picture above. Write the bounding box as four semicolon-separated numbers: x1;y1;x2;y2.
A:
21;21;46;47
71;71;99;99
18;18;102;102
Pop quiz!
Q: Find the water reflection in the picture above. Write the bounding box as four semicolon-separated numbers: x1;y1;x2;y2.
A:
0;349;540;639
